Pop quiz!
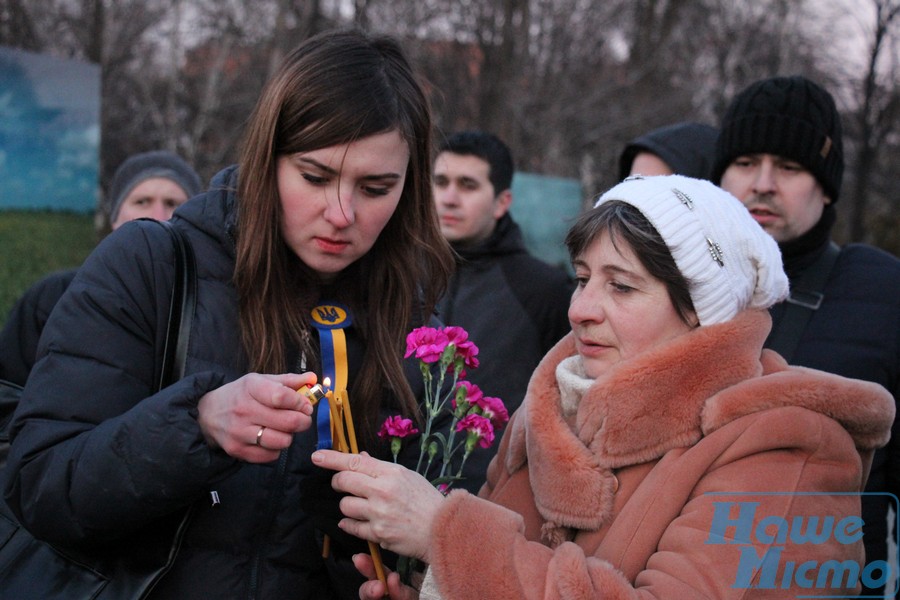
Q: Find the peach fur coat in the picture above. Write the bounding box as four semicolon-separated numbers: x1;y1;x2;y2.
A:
426;310;894;599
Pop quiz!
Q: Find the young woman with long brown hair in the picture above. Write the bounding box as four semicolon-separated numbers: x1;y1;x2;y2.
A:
5;29;453;599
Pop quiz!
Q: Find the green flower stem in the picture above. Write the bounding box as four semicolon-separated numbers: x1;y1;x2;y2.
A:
439;415;462;479
419;362;464;478
455;449;472;480
415;365;438;472
396;555;420;587
415;412;434;473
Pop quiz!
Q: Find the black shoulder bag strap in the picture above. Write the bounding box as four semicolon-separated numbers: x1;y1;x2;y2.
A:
128;218;198;598
765;241;840;363
156;219;197;389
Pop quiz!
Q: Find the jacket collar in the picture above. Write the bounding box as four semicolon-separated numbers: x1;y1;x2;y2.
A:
451;213;526;261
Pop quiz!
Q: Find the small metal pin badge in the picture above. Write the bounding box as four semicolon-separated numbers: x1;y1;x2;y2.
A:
672;188;693;209
707;237;725;267
623;174;645;181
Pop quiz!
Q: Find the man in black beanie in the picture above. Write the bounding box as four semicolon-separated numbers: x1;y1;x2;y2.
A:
714;75;900;596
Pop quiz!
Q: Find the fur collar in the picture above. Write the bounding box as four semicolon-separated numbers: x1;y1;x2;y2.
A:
505;310;894;533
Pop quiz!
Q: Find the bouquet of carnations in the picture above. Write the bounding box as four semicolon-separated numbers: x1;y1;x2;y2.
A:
378;325;508;490
377;325;508;582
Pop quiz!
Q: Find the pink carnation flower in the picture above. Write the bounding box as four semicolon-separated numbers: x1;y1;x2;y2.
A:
455;414;495;449
444;326;480;369
377;415;419;439
404;327;450;364
474;396;509;429
452;381;484;411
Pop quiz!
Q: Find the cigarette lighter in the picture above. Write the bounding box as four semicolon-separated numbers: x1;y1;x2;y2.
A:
297;383;328;405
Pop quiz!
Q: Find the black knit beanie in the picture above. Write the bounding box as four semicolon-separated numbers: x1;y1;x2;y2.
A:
108;150;203;222
712;75;844;203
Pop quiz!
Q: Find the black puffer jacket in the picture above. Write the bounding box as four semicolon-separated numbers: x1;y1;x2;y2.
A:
4;166;436;599
436;214;572;492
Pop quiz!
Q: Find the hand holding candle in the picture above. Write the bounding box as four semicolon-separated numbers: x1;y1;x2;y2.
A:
304;377;387;590
311;448;444;562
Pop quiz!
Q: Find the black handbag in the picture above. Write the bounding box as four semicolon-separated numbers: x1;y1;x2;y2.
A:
0;219;197;599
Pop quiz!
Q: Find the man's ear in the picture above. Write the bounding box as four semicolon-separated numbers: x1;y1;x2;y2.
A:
493;189;513;219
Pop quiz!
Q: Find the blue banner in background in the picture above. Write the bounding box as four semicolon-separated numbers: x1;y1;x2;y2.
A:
509;171;582;274
0;46;100;213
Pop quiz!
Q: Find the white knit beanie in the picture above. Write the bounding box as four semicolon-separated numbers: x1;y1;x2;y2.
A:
593;174;788;326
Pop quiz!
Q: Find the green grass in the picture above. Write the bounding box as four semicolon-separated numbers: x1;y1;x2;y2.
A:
0;211;98;330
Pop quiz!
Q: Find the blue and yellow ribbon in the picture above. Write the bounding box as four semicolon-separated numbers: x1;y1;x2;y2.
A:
309;302;384;585
310;302;351;450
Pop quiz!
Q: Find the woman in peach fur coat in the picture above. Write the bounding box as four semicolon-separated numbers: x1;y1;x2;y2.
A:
314;175;895;599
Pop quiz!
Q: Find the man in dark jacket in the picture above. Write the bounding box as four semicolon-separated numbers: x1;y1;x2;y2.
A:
618;121;718;180
713;75;900;596
433;131;573;492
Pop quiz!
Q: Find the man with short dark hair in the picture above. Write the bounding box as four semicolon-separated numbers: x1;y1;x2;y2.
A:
434;131;573;492
714;75;900;596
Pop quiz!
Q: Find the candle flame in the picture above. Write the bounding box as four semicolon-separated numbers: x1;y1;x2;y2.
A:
322;376;331;389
